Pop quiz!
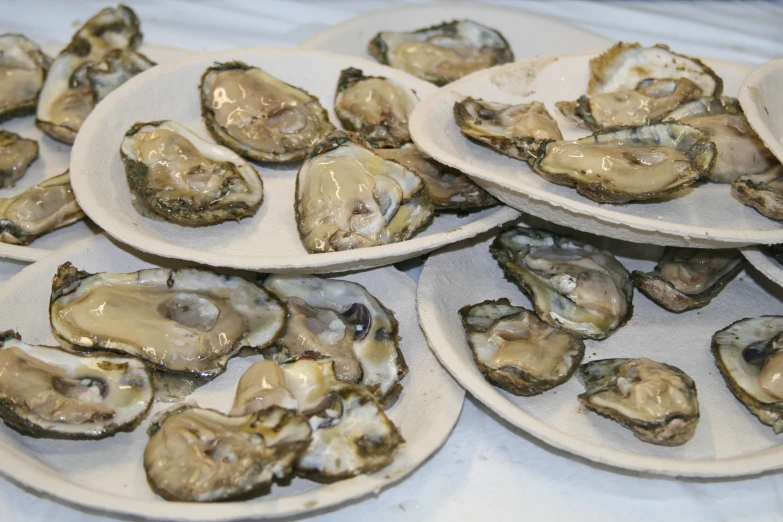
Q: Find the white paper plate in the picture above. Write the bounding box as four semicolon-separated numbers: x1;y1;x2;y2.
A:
0;44;192;263
409;53;783;248
0;234;464;520
418;222;783;477
742;245;783;289
300;2;611;60
69;47;519;274
740;57;783;165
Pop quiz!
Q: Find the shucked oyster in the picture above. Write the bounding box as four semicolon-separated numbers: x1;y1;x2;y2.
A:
375;144;497;211
454;97;562;161
49;263;286;377
667;97;778;183
81;48;155;102
120;120;264;226
263;274;407;401
733;166;783;220
491;227;633;340
631;248;743;313
0;130;39;188
531;122;716;203
0;34;50;122
0;330;152;439
712;316;783;432
588;42;722;97
36;5;143;144
334;67;417;149
295;131;433;253
200;61;334;162
579;358;700;446
0;171;85;245
460;299;585;396
368;20;513;86
145;403;311;501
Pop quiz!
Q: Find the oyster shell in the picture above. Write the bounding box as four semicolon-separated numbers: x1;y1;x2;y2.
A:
588;42;722;97
120;120;264;226
491;227;633;340
556;78;703;131
144;403;311;501
0;330;152;439
263;274;407;400
0;171;85;245
712;316;783;433
531;122;716;203
631;248;743;313
295;131;433;252
334;67;417;149
81;48;155;102
368;20;513;86
0;34;50;122
36;5;143;144
578;358;699;446
454;97;562;161
375;144;497;211
732;166;783;220
459;298;585;396
0;130;38;188
49;263;286;377
200;61;334;162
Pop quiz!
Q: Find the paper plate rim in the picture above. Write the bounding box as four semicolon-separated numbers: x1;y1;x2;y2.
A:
739;57;783;165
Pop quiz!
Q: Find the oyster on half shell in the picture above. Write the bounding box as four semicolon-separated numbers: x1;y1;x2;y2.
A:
81;48;155;102
733;166;783;220
0;130;38;188
0;34;50;122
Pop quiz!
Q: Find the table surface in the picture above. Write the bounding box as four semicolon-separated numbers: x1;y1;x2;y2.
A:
1;1;783;521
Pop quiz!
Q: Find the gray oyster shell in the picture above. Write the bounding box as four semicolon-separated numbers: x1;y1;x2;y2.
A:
732;166;783;220
0;130;38;188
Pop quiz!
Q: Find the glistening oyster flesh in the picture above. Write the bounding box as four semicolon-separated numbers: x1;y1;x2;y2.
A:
81;48;155;102
0;130;38;188
732;166;783;220
0;34;50;122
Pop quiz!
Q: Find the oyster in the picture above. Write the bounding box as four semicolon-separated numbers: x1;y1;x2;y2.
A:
459;299;584;396
368;20;513;86
0;330;152;439
49;263;286;377
0;34;50;122
295;131;433;252
334;67;417;148
231;360;299;415
263;274;407;400
375;144;497;210
0;130;38;188
578;358;699;446
120;120;264;226
80;48;155;102
531;122;716;203
0;171;85;245
556;78;703;131
631;248;743;313
454;97;562;161
491;227;633;340
712;316;783;432
36;6;143;144
732;166;783;220
588;42;722;97
200;61;334;162
144;403;311;501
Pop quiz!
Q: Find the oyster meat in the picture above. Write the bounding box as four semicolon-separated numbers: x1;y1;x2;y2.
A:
732;166;783;220
368;20;513;86
491;227;633;340
120;120;264;226
263;274;407;400
144;403;311;501
0;330;152;439
334;67;417;149
712;316;783;432
375;144;497;211
295;131;433;252
578;358;699;446
667;97;778;183
200;61;334;162
0;130;38;188
0;34;50;122
460;298;584;396
632;248;743;313
454;97;562;161
81;48;154;102
49;263;286;377
531;122;716;203
588;43;722;97
0;171;85;245
36;5;143;144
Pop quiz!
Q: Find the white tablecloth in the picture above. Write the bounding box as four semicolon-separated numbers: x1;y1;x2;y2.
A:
1;2;783;521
